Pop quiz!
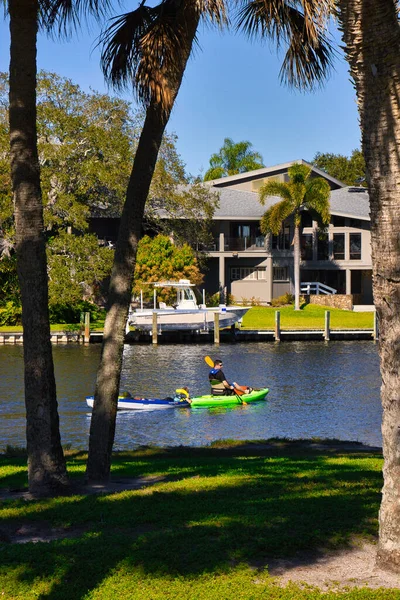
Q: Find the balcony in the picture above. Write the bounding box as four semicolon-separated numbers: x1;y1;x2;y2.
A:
224;236;266;252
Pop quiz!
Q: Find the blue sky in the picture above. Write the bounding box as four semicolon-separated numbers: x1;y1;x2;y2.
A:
0;13;360;177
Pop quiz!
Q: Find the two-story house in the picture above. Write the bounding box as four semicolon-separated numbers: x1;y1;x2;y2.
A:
202;160;372;305
89;159;372;306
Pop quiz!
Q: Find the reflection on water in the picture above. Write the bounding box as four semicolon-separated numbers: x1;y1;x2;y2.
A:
0;341;382;450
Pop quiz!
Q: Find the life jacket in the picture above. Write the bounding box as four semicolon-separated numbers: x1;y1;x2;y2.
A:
209;368;227;396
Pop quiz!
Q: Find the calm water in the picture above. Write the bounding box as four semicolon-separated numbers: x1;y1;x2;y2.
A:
0;341;382;450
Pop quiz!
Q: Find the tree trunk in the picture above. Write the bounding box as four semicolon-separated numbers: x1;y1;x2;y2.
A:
293;222;300;310
85;2;200;482
9;0;68;495
337;0;400;572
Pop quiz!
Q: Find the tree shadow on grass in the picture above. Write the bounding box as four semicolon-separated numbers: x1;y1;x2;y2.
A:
0;446;383;599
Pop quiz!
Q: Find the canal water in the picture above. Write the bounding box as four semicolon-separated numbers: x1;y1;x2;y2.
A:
0;341;382;451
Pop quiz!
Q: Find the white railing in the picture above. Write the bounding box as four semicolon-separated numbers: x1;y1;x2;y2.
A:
300;282;337;295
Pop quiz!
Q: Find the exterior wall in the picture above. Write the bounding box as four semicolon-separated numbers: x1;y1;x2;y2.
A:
272;282;291;298
230;280;270;304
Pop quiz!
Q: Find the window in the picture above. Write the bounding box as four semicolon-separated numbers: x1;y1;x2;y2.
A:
301;211;313;228
333;234;345;260
350;233;362;260
273;267;289;281
230;267;266;281
317;233;329;261
272;224;290;250
301;234;313;260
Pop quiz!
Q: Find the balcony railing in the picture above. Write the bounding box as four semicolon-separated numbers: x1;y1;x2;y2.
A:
224;236;266;251
190;238;219;252
300;281;337;295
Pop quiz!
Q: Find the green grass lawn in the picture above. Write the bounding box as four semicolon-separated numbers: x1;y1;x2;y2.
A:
0;441;390;599
242;305;375;330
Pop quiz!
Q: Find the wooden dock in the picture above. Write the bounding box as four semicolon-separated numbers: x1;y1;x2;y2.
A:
0;328;376;345
0;309;378;345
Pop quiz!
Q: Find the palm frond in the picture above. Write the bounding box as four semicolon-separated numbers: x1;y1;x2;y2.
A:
199;0;228;27
280;19;334;89
304;178;331;224
259;180;292;205
40;0;113;36
99;1;189;111
235;0;335;89
287;163;311;183
260;199;293;234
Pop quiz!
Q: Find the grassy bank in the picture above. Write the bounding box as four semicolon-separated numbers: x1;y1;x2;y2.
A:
241;305;375;330
0;441;390;599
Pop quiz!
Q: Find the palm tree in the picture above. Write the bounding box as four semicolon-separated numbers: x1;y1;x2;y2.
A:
85;0;335;482
335;0;400;572
259;163;330;310
6;0;109;495
204;138;264;181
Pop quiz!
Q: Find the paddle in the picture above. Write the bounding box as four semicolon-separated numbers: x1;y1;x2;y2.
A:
204;356;247;404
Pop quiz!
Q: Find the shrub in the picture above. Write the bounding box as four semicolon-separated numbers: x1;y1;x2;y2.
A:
205;292;221;307
271;293;294;307
49;301;104;324
0;301;22;326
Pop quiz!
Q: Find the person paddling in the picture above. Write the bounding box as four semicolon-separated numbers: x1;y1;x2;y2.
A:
208;359;251;396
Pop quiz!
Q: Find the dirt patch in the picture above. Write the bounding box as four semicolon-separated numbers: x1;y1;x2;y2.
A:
0;474;166;503
268;543;400;591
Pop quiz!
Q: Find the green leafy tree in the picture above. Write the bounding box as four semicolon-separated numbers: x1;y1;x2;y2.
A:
204;138;264;181
86;0;335;482
133;235;203;303
47;232;114;308
313;149;366;186
0;72;216;246
259;164;331;310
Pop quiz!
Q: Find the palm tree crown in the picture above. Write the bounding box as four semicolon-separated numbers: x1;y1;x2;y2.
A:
259;163;331;310
259;163;330;233
204;138;264;181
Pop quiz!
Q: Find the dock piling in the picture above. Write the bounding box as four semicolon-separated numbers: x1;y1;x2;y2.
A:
84;312;90;344
324;310;330;341
274;311;281;342
214;312;220;344
152;312;158;344
373;311;379;341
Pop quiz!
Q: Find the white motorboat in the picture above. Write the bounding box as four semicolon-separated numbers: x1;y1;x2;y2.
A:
127;280;249;332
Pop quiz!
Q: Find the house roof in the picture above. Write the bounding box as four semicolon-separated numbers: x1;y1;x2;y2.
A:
206;159;347;191
212;185;370;221
329;187;370;221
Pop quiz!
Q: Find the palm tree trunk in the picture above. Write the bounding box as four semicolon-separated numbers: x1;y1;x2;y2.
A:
337;0;400;571
85;2;201;482
9;0;68;495
293;223;300;310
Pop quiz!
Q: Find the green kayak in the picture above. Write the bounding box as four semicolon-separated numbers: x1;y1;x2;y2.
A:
189;387;269;408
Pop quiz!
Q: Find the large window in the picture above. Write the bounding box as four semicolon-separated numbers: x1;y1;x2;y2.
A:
333;234;345;260
273;267;289;281
301;234;313;260
301;211;313;228
350;233;362;260
230;267;266;281
272;224;290;250
317;232;329;261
